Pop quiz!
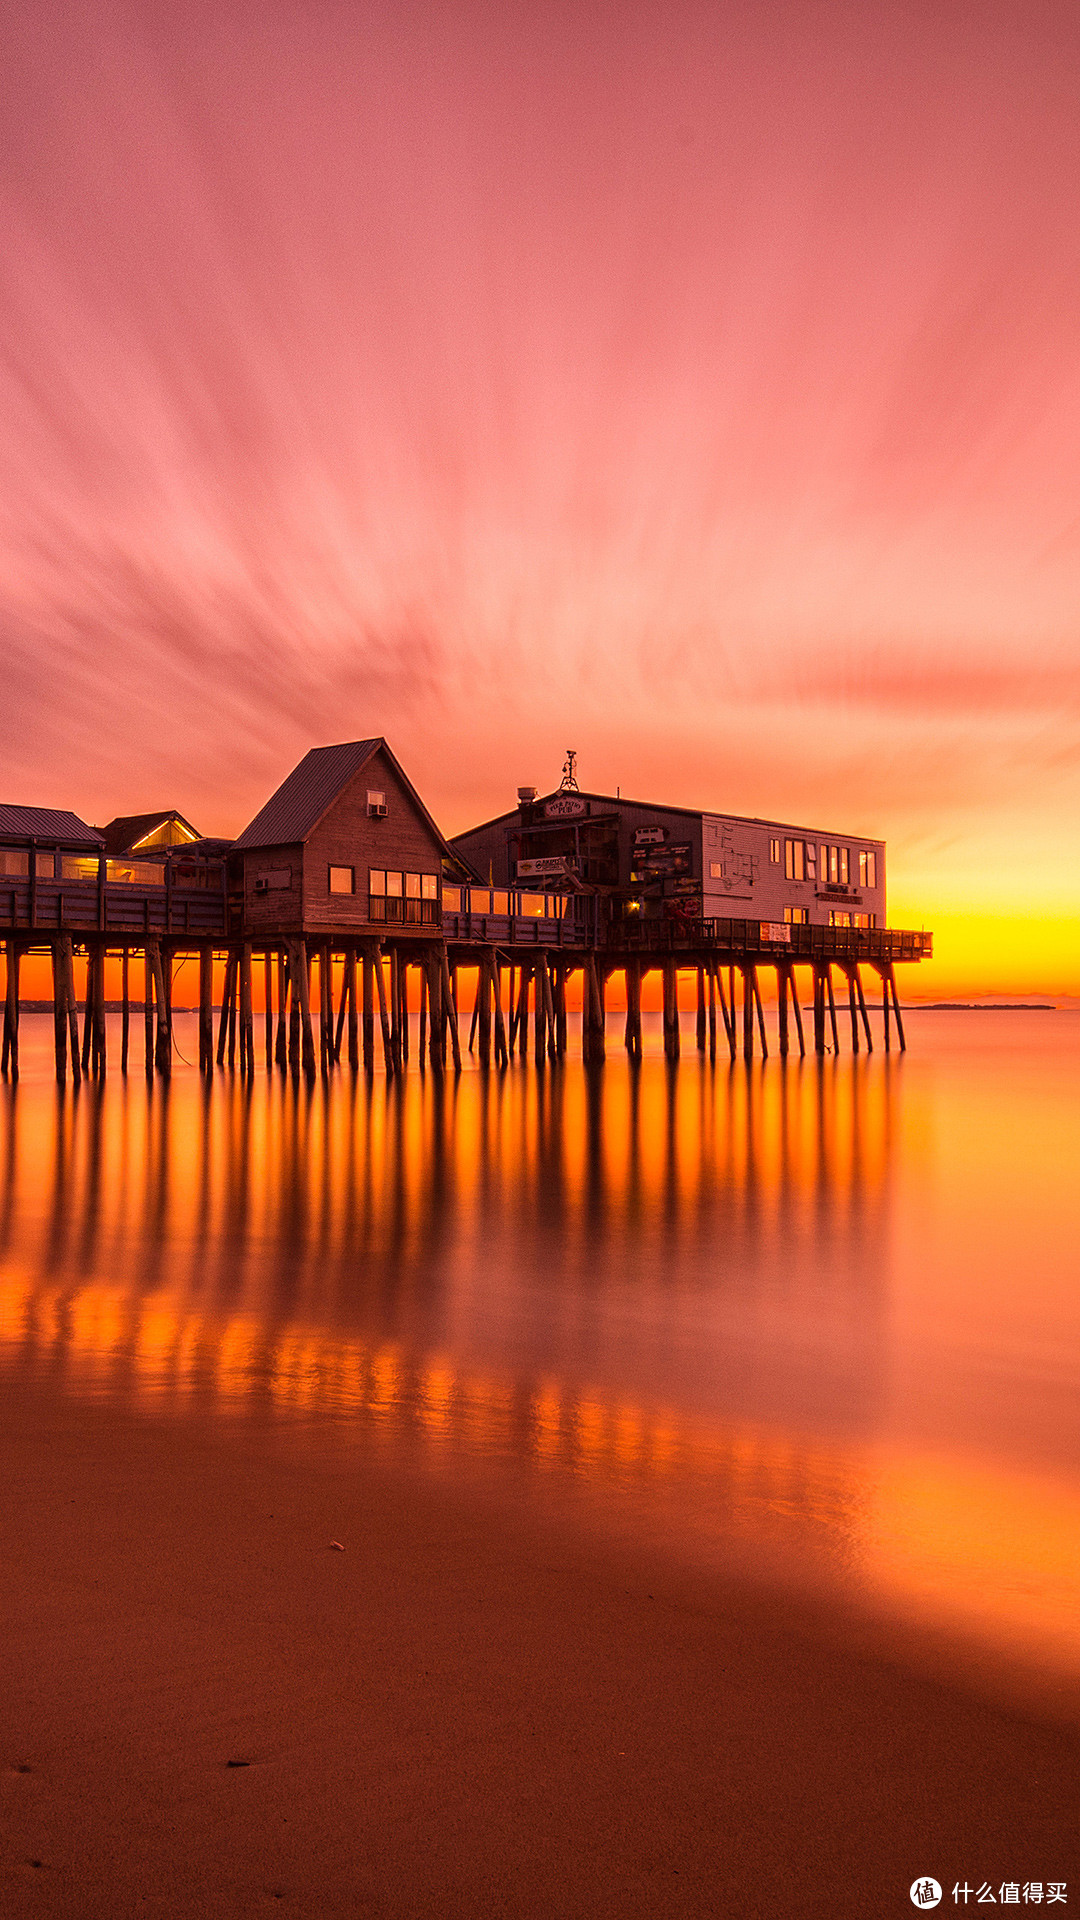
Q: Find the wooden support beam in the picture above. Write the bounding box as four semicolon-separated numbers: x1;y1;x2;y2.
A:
122;949;131;1075
2;940;20;1081
534;959;547;1065
752;966;769;1059
492;954;508;1067
468;968;480;1054
388;948;402;1072
790;967;806;1057
854;966;873;1051
707;964;717;1062
264;951;273;1072
696;967;706;1052
80;946;93;1076
477;951;492;1066
199;946;213;1072
144;947;155;1077
825;964;840;1055
239;943;254;1076
813;966;826;1056
60;936;81;1085
418;960;428;1066
624;957;642;1059
398;953;409;1066
275;951;288;1069
297;940;316;1076
882;967;891;1052
150;943;171;1076
541;958;557;1063
742;964;754;1062
52;942;67;1081
217;950;235;1067
441;948;462;1072
554;964;568;1056
888;962;906;1051
585;954;607;1064
846;966;860;1053
662;957;679;1060
715;963;736;1062
373;945;395;1072
777;963;789;1057
93;943;107;1076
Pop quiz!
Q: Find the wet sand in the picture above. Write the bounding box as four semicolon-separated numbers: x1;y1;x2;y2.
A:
2;1380;1076;1919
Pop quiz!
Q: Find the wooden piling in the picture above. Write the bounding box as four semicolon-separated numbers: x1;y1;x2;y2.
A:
624;957;642;1059
882;967;891;1052
696;967;706;1052
742;965;754;1061
144;948;155;1077
813;966;826;1056
418;962;428;1066
441;948;462;1071
296;940;316;1075
264;951;273;1072
51;942;67;1080
778;963;789;1056
541;959;557;1062
2;940;20;1080
554;964;568;1056
854;966;873;1051
198;947;213;1072
662;957;679;1060
846;966;860;1053
216;950;234;1068
59;936;81;1084
825;965;840;1054
752;966;769;1059
150;943;171;1075
492;954;508;1067
276;951;288;1069
888;963;906;1051
715;963;736;1062
239;943;254;1076
477;952;492;1066
121;949;130;1074
707;964;717;1061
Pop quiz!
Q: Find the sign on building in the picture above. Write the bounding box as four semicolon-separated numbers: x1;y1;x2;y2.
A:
516;856;569;878
543;796;587;819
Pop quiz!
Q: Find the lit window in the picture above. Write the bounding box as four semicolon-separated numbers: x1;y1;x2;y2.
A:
805;843;816;876
858;850;877;889
710;861;722;880
769;838;781;862
405;872;421;898
784;839;805;882
386;871;402;897
368;869;386;896
421;872;439;899
783;906;809;925
442;886;461;912
852;912;876;929
329;866;354;894
839;847;849;884
519;892;545;916
829;910;851;927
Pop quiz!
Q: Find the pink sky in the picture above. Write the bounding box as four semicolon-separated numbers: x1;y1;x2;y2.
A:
2;0;1079;987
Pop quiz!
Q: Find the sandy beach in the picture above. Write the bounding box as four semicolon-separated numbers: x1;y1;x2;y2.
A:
2;1378;1076;1920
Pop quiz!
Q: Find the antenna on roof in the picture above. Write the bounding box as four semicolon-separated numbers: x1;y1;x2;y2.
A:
559;749;579;793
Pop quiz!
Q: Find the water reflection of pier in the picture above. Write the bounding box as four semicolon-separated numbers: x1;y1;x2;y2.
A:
0;1049;896;1444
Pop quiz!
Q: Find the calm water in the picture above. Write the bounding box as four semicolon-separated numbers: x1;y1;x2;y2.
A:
2;1008;1078;1693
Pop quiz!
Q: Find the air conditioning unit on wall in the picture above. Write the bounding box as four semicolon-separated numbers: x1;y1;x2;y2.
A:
367;794;387;817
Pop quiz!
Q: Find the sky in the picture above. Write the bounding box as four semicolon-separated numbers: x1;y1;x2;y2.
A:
2;0;1079;995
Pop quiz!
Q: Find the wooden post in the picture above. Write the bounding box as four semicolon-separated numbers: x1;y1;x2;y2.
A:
240;943;254;1076
285;942;301;1071
791;968;806;1057
624;957;642;1059
372;946;393;1072
144;946;155;1077
2;940;19;1080
198;946;213;1072
813;965;826;1056
399;954;410;1065
217;950;234;1067
276;951;288;1069
93;943;107;1075
825;965;840;1054
388;948;401;1071
150;943;171;1075
80;946;93;1076
882;967;891;1052
418;961;428;1066
696;967;706;1051
752;966;768;1059
854;966;873;1051
264;951;273;1072
345;945;359;1069
468;970;480;1054
425;949;443;1069
778;963;789;1056
61;936;81;1085
707;964;717;1061
716;963;736;1062
493;955;508;1067
662;957;679;1060
441;948;462;1071
554;964;568;1056
297;940;316;1075
740;963;754;1061
121;948;130;1074
585;954;606;1064
532;961;546;1064
846;966;860;1053
333;950;348;1063
541;959;557;1062
477;951;492;1066
888;963;906;1051
52;943;67;1081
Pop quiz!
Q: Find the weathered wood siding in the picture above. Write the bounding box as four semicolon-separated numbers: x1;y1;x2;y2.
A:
238;848;304;935
301;747;443;934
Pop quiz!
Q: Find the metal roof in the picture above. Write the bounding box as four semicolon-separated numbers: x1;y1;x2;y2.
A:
102;810;201;854
232;740;381;850
451;790;886;847
0;804;103;847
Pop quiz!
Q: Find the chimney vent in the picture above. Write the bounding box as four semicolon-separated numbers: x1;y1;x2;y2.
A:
517;786;538;803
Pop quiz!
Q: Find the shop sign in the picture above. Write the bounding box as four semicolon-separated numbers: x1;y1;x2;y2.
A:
543;795;587;819
632;826;667;846
760;922;791;943
516;856;568;878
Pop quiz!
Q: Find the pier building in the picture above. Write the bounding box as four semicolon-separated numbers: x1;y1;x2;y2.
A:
1;738;931;1083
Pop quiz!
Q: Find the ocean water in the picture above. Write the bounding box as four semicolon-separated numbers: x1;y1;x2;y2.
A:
2;1007;1078;1696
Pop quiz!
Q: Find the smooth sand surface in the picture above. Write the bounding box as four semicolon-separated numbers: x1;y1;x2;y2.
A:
2;1381;1077;1919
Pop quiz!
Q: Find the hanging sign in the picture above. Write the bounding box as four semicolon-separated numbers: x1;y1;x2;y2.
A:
632;826;667;847
760;922;791;944
516;856;569;878
543;795;587;818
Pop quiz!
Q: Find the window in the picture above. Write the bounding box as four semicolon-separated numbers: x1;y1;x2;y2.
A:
329;865;354;894
709;861;722;880
519;892;546;917
0;850;29;877
421;873;438;899
369;869;386;895
34;851;56;879
443;885;461;913
769;838;781;862
829;910;851;927
852;912;876;929
784;839;805;881
492;891;509;914
367;789;387;816
858;850;877;889
386;870;402;897
108;860;166;887
405;872;421;898
60;856;99;882
783;906;809;925
839;847;849;884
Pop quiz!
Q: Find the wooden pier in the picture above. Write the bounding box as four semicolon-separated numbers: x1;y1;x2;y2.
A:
1;886;928;1083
